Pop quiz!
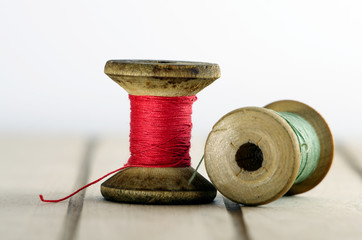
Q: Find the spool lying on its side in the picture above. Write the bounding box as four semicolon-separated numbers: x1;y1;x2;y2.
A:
204;100;334;205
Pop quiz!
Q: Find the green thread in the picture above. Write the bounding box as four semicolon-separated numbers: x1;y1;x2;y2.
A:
275;112;320;184
188;155;204;185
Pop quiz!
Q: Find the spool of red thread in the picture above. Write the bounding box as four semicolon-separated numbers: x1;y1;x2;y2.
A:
101;60;220;204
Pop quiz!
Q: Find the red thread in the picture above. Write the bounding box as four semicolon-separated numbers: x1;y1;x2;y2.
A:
127;94;195;168
39;167;126;203
40;94;196;203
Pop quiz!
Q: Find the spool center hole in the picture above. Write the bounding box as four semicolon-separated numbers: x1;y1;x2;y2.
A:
235;142;263;172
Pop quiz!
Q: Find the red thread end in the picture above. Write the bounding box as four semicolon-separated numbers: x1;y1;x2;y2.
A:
39;194;65;203
39;194;45;201
39;95;196;203
39;166;126;203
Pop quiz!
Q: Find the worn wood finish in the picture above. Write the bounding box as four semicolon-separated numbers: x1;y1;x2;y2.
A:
101;167;216;204
0;135;88;240
205;100;333;205
205;107;300;205
243;150;362;240
1;135;362;239
77;137;238;240
102;60;220;204
104;60;220;96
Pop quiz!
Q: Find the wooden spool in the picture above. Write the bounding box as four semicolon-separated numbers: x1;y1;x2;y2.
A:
204;100;334;205
101;60;220;204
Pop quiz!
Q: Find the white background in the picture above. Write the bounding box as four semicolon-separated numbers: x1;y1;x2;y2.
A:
1;0;361;141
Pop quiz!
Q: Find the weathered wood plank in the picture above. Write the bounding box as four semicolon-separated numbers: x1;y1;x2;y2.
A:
76;136;238;240
3;136;362;240
58;139;96;240
336;139;362;179
223;197;251;240
0;135;88;240
243;148;362;240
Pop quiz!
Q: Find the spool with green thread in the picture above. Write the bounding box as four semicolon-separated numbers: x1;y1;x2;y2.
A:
275;111;321;184
204;100;334;205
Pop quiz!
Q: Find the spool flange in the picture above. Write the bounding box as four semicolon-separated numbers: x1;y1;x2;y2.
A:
204;100;333;205
102;60;220;204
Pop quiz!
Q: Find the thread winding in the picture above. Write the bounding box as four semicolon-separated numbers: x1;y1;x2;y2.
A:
40;95;196;202
127;95;196;168
276;112;320;184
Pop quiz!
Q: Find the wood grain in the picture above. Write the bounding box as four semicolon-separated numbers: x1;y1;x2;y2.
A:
76;136;238;240
59;139;96;240
0;135;88;240
336;139;362;178
223;197;251;240
205;100;334;205
243;150;362;240
1;135;362;240
205;107;300;205
104;60;220;96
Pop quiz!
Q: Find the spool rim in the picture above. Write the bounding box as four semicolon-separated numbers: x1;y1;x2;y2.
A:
204;107;301;205
104;59;220;79
101;167;217;204
102;59;220;204
265;100;334;195
104;59;220;96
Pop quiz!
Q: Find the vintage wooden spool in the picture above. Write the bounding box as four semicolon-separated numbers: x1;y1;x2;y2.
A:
204;100;334;205
101;60;220;204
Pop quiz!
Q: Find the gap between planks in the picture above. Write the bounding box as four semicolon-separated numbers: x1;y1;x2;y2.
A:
73;137;246;240
336;144;362;179
223;197;251;240
56;137;247;240
45;138;362;240
59;138;97;240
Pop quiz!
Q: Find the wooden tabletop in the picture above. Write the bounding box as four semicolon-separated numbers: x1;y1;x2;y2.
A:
1;135;362;240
